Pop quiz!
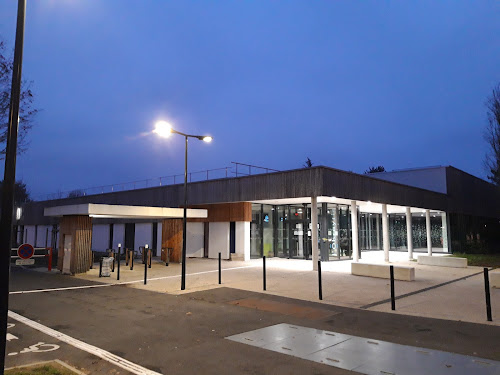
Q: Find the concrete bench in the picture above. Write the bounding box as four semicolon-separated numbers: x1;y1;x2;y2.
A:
417;255;467;268
491;270;500;289
351;262;415;281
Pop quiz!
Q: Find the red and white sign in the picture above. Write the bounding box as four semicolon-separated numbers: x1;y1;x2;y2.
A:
18;243;34;260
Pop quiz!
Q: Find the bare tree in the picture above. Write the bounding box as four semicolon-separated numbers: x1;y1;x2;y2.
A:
303;157;313;168
484;84;500;185
364;166;386;174
0;39;38;158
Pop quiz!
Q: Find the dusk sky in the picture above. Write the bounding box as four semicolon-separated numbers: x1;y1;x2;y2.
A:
0;1;499;199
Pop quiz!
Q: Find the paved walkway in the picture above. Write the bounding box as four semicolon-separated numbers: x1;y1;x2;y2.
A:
65;251;499;325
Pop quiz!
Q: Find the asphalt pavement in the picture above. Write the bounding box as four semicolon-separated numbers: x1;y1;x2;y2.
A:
6;266;500;374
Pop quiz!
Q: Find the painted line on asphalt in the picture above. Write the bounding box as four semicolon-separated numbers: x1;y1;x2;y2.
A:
10;264;258;294
360;269;487;309
8;310;162;375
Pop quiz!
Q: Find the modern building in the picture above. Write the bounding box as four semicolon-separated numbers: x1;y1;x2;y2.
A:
16;165;500;274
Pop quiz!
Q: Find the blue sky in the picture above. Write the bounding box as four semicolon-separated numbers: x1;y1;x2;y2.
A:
0;1;499;199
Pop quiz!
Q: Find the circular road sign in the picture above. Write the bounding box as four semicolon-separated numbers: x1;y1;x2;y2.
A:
18;243;34;260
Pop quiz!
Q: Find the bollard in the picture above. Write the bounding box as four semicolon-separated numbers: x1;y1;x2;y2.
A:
390;265;395;311
144;254;148;285
318;260;323;301
218;252;221;285
99;258;103;278
484;268;492;322
263;256;266;291
117;245;121;281
130;250;134;270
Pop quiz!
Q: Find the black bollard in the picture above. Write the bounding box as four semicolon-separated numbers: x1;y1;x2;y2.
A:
318;260;323;300
130;250;134;270
218;252;221;285
144;254;148;285
390;265;395;311
117;246;121;281
263;256;266;291
99;258;103;278
484;268;492;322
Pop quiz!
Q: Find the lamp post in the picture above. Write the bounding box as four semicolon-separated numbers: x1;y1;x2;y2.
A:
154;121;212;290
0;1;26;372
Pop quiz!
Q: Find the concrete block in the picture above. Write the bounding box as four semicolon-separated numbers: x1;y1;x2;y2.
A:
417;255;467;268
490;270;500;289
351;262;415;281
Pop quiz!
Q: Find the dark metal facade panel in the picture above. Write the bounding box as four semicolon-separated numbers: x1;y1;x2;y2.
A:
20;167;451;225
445;167;500;218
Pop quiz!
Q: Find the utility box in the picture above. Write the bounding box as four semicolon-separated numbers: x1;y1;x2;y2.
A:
101;257;113;277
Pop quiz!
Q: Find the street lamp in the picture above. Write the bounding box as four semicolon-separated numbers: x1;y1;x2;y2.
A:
154;120;212;290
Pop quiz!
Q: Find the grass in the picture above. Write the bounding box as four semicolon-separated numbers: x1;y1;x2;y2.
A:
449;253;500;268
5;364;77;375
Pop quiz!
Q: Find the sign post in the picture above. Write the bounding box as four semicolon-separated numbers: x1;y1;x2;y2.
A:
16;243;35;265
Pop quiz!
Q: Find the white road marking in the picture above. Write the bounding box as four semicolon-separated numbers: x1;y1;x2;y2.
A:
6;333;18;341
8;310;162;375
10;264;257;294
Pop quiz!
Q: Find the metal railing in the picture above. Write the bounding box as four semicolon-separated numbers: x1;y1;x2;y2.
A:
34;162;279;201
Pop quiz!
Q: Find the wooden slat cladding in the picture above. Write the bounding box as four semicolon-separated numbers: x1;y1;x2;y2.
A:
161;219;182;263
189;202;252;222
57;215;92;274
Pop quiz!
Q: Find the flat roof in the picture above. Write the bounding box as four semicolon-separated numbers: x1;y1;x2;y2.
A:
44;204;208;219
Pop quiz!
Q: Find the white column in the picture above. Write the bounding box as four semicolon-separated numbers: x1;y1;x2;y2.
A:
351;200;359;262
406;207;413;259
235;221;250;261
311;196;319;270
441;213;449;253
382;204;389;262
426;209;432;255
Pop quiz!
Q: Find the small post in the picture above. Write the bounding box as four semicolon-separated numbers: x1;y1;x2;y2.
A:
263;256;266;291
144;245;148;285
318;260;323;300
117;244;121;281
47;247;52;272
99;258;103;278
484;268;492;322
390;265;395;311
130;250;134;270
218;252;221;285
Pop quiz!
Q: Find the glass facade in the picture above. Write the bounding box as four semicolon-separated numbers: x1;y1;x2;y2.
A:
250;202;448;259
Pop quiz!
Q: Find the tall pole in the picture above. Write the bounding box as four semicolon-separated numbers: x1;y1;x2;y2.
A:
0;1;26;372
181;136;188;290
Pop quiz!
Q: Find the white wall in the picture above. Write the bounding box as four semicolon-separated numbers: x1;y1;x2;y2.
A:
186;222;204;258
112;224;125;250
24;225;36;246
91;224;109;251
135;223;152;251
35;225;51;248
235;221;250;261
209;222;230;259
